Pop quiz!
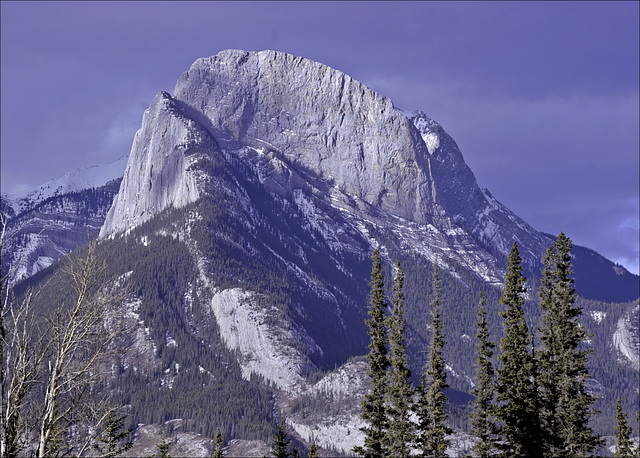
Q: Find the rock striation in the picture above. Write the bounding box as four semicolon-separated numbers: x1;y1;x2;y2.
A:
100;92;220;237
172;50;436;224
99;49;551;282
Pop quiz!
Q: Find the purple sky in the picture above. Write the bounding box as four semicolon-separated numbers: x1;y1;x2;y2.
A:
1;2;638;275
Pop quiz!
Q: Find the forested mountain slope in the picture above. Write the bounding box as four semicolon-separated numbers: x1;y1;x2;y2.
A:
3;50;637;455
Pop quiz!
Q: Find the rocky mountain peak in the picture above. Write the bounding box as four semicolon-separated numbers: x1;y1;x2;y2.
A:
98;49;619;281
97;49;550;277
171;49;439;225
100;90;221;237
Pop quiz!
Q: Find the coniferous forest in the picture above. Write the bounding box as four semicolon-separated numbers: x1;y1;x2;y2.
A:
355;235;637;458
1;200;638;457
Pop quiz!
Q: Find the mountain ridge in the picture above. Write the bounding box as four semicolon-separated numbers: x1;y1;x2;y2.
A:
2;49;638;455
99;49;637;294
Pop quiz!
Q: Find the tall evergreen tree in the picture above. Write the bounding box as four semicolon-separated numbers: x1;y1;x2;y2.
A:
385;262;414;457
470;292;498;457
270;421;291;458
415;263;450;457
354;248;390;457
212;428;224;458
537;232;600;456
615;398;634;458
308;441;318;458
93;409;133;458
495;243;543;457
153;435;172;458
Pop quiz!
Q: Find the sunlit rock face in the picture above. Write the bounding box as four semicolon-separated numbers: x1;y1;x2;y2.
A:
101;50;517;281
173;49;438;225
100;91;221;237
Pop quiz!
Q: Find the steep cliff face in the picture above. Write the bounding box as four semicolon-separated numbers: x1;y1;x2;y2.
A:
406;110;551;269
173;50;436;225
100;92;221;236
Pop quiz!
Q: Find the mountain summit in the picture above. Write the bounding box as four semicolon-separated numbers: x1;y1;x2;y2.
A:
101;49;562;283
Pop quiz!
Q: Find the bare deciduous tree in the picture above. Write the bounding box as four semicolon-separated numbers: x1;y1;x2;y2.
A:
1;221;129;457
37;240;128;457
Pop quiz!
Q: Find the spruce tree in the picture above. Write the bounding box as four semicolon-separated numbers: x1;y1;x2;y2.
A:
154;435;172;458
415;263;450;457
495;242;543;457
537;232;600;456
308;441;318;458
93;409;133;458
615;398;634;458
354;248;390;457
212;428;224;458
385;262;414;457
271;421;291;458
470;292;498;457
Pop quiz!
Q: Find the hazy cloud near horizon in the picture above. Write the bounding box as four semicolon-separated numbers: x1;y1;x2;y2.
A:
1;2;638;274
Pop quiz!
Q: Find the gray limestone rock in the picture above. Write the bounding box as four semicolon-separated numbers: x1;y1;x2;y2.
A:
100;91;221;237
98;50;572;276
173;49;436;224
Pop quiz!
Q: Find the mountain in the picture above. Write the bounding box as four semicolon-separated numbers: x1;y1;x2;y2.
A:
1;157;126;284
2;155;128;216
100;49;637;299
4;50;638;455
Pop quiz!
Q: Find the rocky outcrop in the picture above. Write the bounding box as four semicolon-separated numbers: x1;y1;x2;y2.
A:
406;110;551;270
100;92;221;237
209;288;313;393
173;50;437;226
613;302;640;370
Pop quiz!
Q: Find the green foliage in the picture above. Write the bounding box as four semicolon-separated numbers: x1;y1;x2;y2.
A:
354;248;390;457
470;292;498;457
537;233;600;456
495;243;543;457
415;263;450;457
212;428;224;458
385;262;414;457
153;435;171;458
93;409;133;458
270;421;292;458
7;172;637;456
615;398;634;458
309;441;318;458
578;297;639;437
98;215;276;441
